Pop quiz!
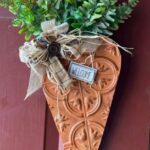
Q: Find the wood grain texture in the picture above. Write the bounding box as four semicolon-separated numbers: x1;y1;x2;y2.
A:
100;0;150;149
0;10;46;150
44;104;59;150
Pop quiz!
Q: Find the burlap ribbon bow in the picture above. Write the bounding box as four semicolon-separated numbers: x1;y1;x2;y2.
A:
19;19;131;99
19;19;103;99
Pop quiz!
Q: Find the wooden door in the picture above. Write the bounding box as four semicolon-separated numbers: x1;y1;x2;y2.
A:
0;0;150;149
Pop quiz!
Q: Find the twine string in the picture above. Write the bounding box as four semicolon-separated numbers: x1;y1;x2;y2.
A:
90;53;94;68
56;82;61;120
19;20;133;99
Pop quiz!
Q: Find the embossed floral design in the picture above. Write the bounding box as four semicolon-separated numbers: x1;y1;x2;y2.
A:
44;76;70;100
91;58;118;93
71;122;103;150
43;44;121;150
70;98;82;111
55;114;70;133
74;127;89;150
65;86;100;118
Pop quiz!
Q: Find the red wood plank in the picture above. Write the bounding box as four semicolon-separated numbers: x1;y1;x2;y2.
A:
0;12;47;150
100;0;150;149
44;105;59;150
0;8;13;18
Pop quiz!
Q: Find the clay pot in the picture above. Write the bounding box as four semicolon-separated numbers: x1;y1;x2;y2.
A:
43;39;121;150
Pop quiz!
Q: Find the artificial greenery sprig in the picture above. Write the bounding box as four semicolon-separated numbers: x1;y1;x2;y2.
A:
0;0;138;40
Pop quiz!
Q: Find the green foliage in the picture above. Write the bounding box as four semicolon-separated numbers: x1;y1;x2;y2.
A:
0;0;58;40
0;0;138;40
65;0;139;35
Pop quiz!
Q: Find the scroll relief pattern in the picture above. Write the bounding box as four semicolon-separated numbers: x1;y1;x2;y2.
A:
44;46;121;150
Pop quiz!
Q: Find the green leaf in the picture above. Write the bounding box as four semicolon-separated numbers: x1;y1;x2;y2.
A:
0;0;139;38
12;19;22;27
71;22;83;28
74;11;83;20
25;32;32;41
90;14;102;21
18;26;27;34
83;1;92;9
65;0;75;4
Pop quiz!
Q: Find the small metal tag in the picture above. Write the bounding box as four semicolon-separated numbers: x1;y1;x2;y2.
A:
69;61;97;84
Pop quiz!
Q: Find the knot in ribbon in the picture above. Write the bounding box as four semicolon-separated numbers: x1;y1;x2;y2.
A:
19;20;73;99
19;19;132;99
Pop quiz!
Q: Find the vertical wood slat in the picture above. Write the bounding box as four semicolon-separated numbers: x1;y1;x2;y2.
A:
0;9;47;150
99;1;150;150
44;105;59;150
